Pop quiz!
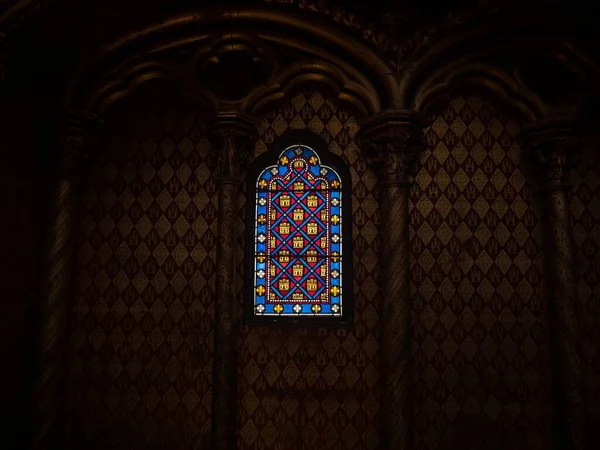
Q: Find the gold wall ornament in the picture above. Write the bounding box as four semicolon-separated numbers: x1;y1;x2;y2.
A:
359;109;426;450
34;108;102;450
520;117;586;450
207;112;258;450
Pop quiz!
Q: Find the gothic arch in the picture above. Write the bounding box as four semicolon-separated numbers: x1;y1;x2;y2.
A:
414;62;542;121
397;12;600;122
63;6;398;117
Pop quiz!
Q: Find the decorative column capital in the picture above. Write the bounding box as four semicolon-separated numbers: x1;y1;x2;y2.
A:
52;108;103;180
207;112;258;182
520;117;581;190
360;110;426;186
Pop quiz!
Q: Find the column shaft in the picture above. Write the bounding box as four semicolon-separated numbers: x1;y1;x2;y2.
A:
360;110;425;450
211;178;240;450
34;109;101;450
208;115;256;450
34;178;77;450
380;181;411;450
545;187;585;450
521;119;586;450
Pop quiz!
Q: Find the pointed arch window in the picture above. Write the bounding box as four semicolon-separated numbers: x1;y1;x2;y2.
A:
246;132;353;325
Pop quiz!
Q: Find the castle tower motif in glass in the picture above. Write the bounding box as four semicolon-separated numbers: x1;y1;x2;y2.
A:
252;145;343;317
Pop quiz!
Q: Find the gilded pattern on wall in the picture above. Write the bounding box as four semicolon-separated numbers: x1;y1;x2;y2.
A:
67;91;217;449
237;90;382;450
571;145;600;439
410;96;553;450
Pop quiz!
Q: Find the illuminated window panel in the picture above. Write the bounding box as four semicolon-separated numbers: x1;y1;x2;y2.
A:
246;138;352;325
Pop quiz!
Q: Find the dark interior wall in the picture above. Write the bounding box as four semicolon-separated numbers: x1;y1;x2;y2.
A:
66;85;383;450
571;140;600;443
64;84;596;450
67;84;217;449
236;90;382;450
0;91;46;449
410;95;554;450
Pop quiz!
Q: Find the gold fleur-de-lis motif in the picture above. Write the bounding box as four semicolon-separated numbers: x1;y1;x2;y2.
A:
258;179;267;189
256;252;266;263
311;304;322;314
280;156;289;165
331;215;340;225
274;304;284;314
309;156;318;165
257;215;266;224
331;180;340;188
331;286;340;296
256;285;265;296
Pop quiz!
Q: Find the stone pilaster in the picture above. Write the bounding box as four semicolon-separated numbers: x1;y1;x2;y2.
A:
521;117;585;450
208;113;256;450
360;110;425;450
34;109;102;450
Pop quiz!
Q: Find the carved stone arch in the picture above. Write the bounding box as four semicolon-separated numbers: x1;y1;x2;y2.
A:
415;62;542;121
397;12;600;121
84;61;219;115
64;6;398;116
243;61;379;117
513;42;600;116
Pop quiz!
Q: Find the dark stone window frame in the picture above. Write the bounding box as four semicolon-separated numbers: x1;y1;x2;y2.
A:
244;130;354;327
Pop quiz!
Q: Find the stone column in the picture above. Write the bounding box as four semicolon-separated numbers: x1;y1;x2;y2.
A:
208;113;256;450
34;109;102;450
361;110;425;450
521;118;585;450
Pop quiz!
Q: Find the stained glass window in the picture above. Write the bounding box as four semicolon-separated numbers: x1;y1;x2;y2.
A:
246;138;351;324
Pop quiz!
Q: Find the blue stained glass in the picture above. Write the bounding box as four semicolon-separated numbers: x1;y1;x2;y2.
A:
252;144;343;318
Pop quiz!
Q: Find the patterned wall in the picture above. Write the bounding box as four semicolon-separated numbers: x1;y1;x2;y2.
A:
410;95;554;450
236;90;382;450
66;86;565;450
68;87;217;449
571;143;600;441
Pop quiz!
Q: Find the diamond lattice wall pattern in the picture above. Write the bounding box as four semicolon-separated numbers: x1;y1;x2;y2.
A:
237;90;382;450
65;86;573;450
68;88;217;449
571;143;600;442
409;95;554;450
